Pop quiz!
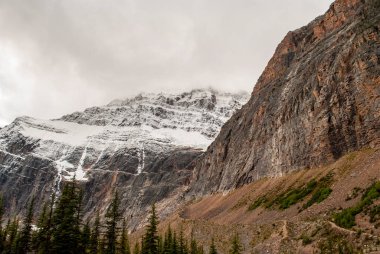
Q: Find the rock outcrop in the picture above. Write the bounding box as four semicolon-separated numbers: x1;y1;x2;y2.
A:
0;89;248;228
188;0;380;196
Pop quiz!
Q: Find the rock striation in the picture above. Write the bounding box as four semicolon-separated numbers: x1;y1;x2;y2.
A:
0;89;248;228
188;0;380;196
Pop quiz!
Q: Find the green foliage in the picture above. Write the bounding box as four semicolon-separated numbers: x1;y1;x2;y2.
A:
247;196;267;211
0;189;236;254
90;212;101;254
303;187;332;209
120;219;131;254
17;197;35;253
248;173;334;211
34;194;55;253
369;205;380;223
277;179;317;209
81;220;91;253
51;181;83;254
209;238;217;254
334;181;380;228
142;204;159;254
105;191;122;254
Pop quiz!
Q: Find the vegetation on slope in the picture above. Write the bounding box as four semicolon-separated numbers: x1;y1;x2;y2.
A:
248;172;334;211
0;179;246;254
334;181;380;229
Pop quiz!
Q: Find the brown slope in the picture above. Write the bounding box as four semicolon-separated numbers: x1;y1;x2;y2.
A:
188;0;380;196
146;148;380;253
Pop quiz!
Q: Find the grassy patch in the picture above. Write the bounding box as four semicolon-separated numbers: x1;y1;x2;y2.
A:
248;173;334;211
303;187;332;209
247;196;267;211
334;182;380;229
276;180;317;209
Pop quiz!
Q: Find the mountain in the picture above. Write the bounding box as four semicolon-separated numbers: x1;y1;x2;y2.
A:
139;0;380;252
187;0;380;197
123;0;380;252
0;89;248;229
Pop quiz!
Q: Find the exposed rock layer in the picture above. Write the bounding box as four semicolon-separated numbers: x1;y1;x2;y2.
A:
188;0;380;196
0;89;248;228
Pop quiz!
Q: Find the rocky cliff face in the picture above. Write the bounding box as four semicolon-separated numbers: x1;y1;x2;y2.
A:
0;89;248;228
188;0;380;196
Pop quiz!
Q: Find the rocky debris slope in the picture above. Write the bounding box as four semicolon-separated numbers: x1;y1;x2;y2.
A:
154;148;380;253
188;0;380;196
0;89;248;228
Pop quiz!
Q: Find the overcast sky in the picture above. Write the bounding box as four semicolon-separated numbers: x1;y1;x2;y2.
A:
0;0;333;126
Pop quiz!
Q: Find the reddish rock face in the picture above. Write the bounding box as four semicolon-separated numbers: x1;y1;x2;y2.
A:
188;0;380;196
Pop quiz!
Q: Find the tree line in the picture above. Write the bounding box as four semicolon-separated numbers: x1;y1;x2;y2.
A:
0;180;243;254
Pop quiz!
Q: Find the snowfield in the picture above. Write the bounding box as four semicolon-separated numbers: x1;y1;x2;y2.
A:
0;89;249;183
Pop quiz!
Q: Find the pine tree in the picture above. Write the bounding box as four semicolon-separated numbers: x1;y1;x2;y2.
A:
133;242;140;254
105;191;122;254
228;234;242;254
142;204;159;254
163;225;173;254
17;197;35;253
178;228;187;254
36;194;55;254
209;238;217;254
171;232;178;254
3;218;11;244
81;220;91;253
120;218;131;254
189;230;197;254
51;180;83;254
157;235;164;254
7;217;19;254
90;212;101;254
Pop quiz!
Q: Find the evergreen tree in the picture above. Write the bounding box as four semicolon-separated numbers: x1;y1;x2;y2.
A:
157;235;164;254
6;217;19;254
3;218;11;243
120;219;131;254
209;238;217;254
105;191;122;254
17;197;35;253
133;242;140;254
189;230;197;254
178;228;187;254
171;232;178;254
162;225;173;254
163;225;173;254
142;204;159;254
51;180;82;254
228;234;242;254
32;201;48;252
90;212;101;254
81;220;91;253
36;194;55;254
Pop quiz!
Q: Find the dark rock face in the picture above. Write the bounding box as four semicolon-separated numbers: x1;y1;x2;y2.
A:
0;89;247;228
188;0;380;196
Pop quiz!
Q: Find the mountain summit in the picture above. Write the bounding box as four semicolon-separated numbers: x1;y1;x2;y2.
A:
0;89;248;228
188;0;380;196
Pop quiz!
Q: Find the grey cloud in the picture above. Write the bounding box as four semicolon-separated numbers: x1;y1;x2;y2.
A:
0;0;333;126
